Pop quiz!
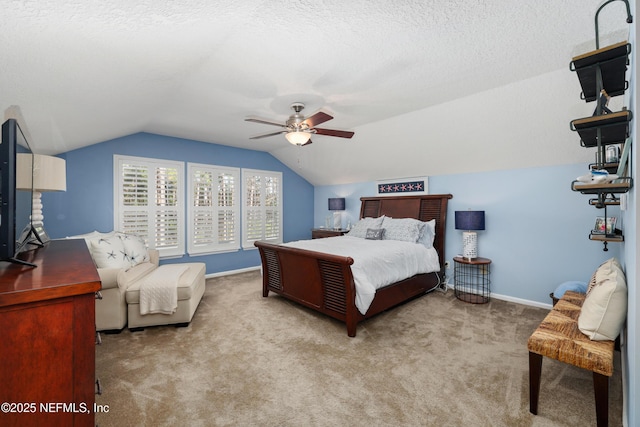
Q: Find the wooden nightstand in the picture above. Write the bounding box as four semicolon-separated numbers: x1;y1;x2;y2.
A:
311;228;348;239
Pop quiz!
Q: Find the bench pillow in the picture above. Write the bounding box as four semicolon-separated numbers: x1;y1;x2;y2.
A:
578;258;628;341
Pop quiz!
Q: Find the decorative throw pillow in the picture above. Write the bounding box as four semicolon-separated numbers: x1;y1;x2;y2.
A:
118;233;150;267
365;228;385;240
90;235;130;269
578;258;628;341
417;219;436;248
67;230;115;250
380;217;424;243
586;257;622;294
347;217;385;238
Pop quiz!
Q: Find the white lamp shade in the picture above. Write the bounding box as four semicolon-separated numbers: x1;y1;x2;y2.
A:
17;153;66;192
285;131;311;145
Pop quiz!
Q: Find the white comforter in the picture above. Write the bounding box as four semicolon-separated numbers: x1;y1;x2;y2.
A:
283;236;440;314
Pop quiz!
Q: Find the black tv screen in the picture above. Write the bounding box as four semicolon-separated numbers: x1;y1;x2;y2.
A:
0;118;35;265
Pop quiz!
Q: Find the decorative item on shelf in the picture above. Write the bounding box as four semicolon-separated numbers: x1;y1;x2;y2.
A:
16;153;66;244
454;210;485;260
328;197;345;230
606;145;620;163
576;169;619;184
593;216;617;235
593;89;613;115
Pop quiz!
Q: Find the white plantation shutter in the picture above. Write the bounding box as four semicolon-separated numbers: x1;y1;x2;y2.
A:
242;169;282;248
115;155;184;258
187;163;240;254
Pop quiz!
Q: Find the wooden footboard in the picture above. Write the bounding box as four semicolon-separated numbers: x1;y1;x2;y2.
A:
256;240;441;337
255;240;361;336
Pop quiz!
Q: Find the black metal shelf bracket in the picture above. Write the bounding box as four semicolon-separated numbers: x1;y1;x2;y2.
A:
595;0;633;49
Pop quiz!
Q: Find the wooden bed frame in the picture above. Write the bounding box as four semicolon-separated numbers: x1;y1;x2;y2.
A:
254;194;453;337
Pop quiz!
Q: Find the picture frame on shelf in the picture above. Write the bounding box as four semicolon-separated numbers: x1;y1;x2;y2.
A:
593;216;616;234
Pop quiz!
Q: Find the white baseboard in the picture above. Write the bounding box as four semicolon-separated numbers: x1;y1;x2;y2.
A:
489;292;553;309
444;284;552;309
205;265;261;279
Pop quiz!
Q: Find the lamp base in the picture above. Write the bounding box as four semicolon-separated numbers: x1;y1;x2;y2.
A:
462;231;478;259
333;212;342;230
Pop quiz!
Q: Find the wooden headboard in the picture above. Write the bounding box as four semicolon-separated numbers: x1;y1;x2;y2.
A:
359;194;453;265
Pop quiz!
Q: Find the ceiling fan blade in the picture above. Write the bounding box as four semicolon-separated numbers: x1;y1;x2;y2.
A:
250;130;287;139
314;128;355;139
302;111;333;128
301;139;313;146
245;116;286;127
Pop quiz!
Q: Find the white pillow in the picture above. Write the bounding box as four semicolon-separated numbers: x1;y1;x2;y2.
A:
417;219;436;248
118;233;150;267
347;217;384;238
67;230;115;250
90;235;130;269
578;258;628;341
381;217;424;243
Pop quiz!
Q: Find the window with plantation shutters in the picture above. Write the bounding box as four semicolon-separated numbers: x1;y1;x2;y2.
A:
187;163;240;255
114;155;185;258
242;168;282;248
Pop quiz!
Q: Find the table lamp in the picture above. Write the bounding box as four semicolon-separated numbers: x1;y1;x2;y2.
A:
328;197;345;230
455;210;485;260
17;153;67;241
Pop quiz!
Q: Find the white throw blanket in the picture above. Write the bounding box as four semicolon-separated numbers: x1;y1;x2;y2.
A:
138;265;188;315
283;236;440;314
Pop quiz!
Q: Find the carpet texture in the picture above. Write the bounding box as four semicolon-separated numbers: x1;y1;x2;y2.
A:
95;271;622;426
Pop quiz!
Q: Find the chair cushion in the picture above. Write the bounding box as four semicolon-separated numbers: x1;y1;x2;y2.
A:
126;263;205;304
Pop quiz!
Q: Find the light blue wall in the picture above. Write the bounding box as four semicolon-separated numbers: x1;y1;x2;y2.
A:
315;163;621;306
44;132;314;273
621;2;637;423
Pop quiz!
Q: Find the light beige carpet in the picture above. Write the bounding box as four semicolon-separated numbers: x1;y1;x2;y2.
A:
95;271;622;426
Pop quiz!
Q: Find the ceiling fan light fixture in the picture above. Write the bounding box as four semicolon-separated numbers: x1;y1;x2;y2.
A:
285;131;311;145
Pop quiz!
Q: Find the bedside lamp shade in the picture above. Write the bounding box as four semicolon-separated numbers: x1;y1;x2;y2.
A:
17;153;66;228
455;211;485;259
328;198;345;211
328;197;346;229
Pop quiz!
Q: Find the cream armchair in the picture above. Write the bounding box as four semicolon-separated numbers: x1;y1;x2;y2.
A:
66;230;158;332
68;230;205;332
95;249;159;331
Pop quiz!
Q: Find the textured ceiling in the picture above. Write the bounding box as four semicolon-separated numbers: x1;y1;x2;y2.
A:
0;0;633;185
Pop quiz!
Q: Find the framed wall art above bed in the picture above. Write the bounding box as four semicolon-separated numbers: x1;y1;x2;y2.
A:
254;193;452;337
376;176;429;196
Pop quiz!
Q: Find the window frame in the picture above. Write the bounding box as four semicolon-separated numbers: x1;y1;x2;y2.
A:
241;168;283;249
113;154;185;258
187;162;241;255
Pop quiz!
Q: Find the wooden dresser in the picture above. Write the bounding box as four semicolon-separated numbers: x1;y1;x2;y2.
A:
0;239;101;427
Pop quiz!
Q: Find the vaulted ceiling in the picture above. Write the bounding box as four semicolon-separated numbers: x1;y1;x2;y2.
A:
1;0;632;185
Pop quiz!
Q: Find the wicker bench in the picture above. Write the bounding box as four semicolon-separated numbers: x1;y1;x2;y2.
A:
527;290;615;427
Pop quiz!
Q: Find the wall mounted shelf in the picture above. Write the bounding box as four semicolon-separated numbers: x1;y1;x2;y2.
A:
571;41;631;101
571;178;633;194
569;0;633;251
570;110;632;147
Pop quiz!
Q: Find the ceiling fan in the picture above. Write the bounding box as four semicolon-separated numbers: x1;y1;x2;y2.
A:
245;103;354;146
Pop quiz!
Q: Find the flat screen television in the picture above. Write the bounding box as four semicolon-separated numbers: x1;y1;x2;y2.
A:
0;118;40;266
